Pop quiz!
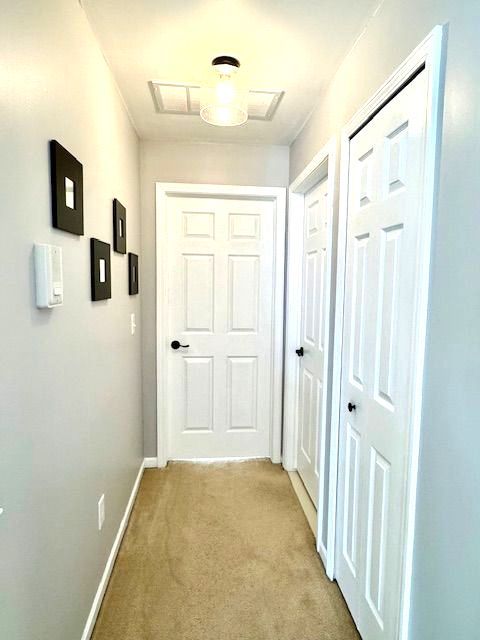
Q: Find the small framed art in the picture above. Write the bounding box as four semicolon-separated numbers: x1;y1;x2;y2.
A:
50;140;84;235
113;199;127;254
90;239;111;301
128;253;139;295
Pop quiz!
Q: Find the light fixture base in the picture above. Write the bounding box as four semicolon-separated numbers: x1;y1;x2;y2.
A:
212;55;240;69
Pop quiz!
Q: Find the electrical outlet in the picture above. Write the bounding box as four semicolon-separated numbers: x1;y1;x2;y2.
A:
98;494;105;531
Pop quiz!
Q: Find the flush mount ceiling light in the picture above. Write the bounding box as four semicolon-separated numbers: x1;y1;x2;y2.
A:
200;56;248;127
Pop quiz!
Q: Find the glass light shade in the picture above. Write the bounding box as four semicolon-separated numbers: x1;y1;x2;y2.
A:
200;67;248;127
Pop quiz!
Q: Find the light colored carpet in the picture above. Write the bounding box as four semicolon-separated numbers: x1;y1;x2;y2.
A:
92;460;359;640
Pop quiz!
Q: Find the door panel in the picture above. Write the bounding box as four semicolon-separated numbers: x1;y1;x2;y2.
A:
304;251;319;345
227;356;258;431
375;226;402;408
297;178;329;508
336;71;428;639
227;255;259;332
183;254;214;332
365;448;390;629
342;421;360;577
350;235;369;389
166;196;276;459
184;357;214;432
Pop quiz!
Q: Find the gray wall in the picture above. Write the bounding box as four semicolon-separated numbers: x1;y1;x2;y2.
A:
141;140;289;456
291;1;480;637
0;2;142;638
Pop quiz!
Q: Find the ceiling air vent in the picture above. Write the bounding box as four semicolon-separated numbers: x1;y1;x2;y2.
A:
149;81;284;121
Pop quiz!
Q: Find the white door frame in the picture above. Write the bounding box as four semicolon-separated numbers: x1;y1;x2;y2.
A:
283;138;337;576
331;26;446;639
155;183;287;468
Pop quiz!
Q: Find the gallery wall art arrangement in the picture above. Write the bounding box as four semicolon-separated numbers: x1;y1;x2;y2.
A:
48;140;139;302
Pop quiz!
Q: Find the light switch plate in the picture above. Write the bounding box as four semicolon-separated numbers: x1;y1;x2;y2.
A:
130;313;136;336
98;494;105;531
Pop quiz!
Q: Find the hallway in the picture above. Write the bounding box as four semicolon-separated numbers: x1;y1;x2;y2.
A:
92;462;359;639
3;1;478;638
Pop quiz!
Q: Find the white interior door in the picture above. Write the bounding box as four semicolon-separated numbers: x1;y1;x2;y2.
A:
165;194;279;460
297;178;329;507
336;71;428;639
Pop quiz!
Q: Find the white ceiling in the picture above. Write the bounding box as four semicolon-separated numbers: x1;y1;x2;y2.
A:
82;0;378;145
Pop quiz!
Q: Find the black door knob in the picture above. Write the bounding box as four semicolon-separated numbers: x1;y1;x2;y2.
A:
295;346;304;357
171;340;190;350
347;402;356;413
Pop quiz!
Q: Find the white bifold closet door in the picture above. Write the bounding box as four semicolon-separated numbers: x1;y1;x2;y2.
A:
166;195;276;460
297;178;329;507
336;71;428;639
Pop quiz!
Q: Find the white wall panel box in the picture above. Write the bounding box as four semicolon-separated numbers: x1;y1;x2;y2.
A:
34;243;64;308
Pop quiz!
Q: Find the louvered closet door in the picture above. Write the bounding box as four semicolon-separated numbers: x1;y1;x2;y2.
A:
336;71;428;639
166;195;275;459
297;178;329;507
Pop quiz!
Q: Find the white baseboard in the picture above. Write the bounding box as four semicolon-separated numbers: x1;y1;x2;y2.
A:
144;457;158;468
81;459;145;640
171;456;266;463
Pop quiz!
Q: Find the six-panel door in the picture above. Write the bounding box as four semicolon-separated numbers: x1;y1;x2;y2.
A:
166;195;276;459
297;177;329;508
336;71;428;639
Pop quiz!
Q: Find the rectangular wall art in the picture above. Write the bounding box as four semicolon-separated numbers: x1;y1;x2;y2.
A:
113;199;127;254
50;140;84;235
90;239;111;301
128;253;139;295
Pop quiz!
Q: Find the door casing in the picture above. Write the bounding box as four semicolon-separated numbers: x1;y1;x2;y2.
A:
332;26;446;640
155;183;286;467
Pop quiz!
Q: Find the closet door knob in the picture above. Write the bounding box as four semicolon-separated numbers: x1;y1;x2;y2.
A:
347;402;356;413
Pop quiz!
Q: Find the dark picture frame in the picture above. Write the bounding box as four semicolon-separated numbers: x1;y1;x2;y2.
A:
128;253;139;295
50;140;84;235
90;239;111;301
113;199;127;254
